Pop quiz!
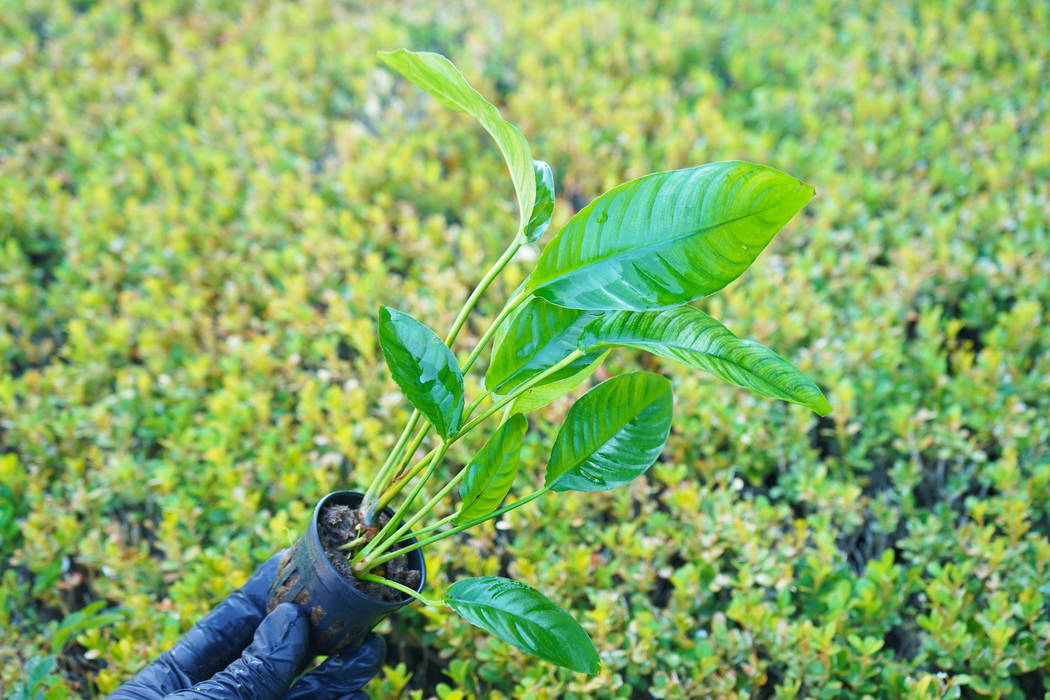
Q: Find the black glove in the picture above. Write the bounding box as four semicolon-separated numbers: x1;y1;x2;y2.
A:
109;552;385;700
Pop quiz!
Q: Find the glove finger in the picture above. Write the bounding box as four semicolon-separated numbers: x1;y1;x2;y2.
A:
167;550;288;683
282;633;386;700
165;603;309;700
107;551;288;699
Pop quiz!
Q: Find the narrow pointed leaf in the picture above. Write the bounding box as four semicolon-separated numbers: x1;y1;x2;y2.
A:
545;372;672;493
578;306;831;415
444;577;600;674
378;307;464;439
378;49;535;237
499;350;610;414
456;414;527;524
526;161;814;310
525;160;555;242
486;297;604;395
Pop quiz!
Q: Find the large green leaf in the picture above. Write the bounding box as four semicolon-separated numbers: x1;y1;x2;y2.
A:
486;297;604;395
26;655;57;697
526;161;814;311
444;577;600;674
499;350;610;414
579;306;831;415
525;159;555;243
378;49;535;238
545;372;672;493
456;414;527;524
378;307;464;439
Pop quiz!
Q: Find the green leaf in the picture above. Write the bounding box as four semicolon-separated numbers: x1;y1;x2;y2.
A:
525;160;555;243
579;306;831;415
499;350;610;414
526;161;814;310
486;297;604;395
378;307;464;439
444;577;600;674
456;414;527;524
378;49;535;238
545;372;672;493
26;655;56;696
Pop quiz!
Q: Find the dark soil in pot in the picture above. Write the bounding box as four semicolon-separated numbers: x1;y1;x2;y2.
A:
317;503;421;602
266;491;427;655
269;504;421;607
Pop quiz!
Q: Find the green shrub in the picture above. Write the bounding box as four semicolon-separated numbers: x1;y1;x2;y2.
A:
1;1;1048;698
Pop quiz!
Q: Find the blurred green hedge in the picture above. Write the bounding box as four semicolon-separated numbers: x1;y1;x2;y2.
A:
2;1;1048;699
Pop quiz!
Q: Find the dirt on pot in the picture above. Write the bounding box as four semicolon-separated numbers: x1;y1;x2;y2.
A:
318;504;421;603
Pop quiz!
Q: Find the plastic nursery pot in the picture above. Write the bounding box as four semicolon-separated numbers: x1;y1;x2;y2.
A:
266;490;427;656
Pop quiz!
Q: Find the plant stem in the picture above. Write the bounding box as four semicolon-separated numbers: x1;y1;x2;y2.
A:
360;237;519;523
454;350;584;440
459;291;528;375
399;512;458;541
337;536;367;551
387;420;432;485
355;572;444;607
377;442;439;513
360;410;421;525
364;486;551;571
498;403;514;427
463;389;493;423
443;242;521;347
353;441;450;568
363;351;580;563
375;330;564;513
364;468;469;564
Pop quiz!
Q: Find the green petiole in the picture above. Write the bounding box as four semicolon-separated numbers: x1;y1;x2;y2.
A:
364;486;551;571
355;572;445;607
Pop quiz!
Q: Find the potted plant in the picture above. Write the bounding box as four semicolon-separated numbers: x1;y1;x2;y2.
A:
267;49;831;674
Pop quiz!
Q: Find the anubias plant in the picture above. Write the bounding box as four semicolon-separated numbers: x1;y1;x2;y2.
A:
343;49;831;674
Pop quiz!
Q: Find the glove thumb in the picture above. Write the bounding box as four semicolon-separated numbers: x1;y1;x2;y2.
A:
165;603;308;700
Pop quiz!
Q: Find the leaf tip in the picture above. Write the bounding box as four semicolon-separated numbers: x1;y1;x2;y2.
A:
813;397;833;417
796;179;817;203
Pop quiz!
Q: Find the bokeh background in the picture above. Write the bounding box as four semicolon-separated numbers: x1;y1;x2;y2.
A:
2;1;1049;698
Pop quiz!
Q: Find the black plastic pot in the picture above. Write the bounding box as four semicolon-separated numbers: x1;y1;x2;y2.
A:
266;490;427;656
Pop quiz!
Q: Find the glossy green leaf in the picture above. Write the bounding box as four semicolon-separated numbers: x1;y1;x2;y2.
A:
26;655;56;696
444;577;600;674
527;161;814;310
378;307;464;439
499;350;610;414
486;297;604;395
525;160;555;242
545;372;672;493
378;49;535;238
489;286;608;413
456;414;527;524
579;306;831;415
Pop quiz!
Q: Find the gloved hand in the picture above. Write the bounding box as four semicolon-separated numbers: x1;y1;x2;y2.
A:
109;552;385;700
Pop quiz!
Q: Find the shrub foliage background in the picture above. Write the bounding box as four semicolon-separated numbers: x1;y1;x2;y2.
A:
2;1;1049;698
